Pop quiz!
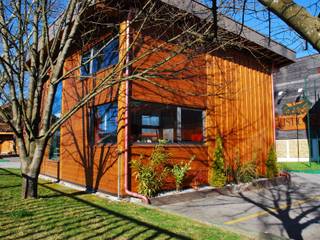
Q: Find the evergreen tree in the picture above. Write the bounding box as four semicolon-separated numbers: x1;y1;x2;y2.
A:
211;134;226;187
266;145;279;179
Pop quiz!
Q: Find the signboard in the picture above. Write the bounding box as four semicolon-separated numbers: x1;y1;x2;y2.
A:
282;99;311;116
276;114;306;131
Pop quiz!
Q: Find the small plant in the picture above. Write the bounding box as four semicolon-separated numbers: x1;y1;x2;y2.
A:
171;156;195;191
227;150;258;184
266;145;279;179
210;134;226;187
131;140;170;197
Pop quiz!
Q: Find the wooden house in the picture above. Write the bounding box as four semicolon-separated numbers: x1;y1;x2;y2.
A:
40;0;295;199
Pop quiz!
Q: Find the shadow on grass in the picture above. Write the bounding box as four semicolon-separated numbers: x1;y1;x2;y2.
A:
0;168;191;240
0;184;21;190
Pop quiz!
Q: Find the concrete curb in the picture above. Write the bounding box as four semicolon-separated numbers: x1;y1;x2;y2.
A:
150;174;290;206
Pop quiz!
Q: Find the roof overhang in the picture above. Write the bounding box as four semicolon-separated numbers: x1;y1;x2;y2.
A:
161;0;296;67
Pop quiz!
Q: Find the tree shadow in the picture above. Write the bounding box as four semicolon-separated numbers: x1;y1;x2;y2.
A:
61;73;119;194
40;183;191;239
0;168;192;240
238;176;320;240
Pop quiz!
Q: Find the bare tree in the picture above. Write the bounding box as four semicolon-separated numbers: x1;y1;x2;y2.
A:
258;0;320;52
0;0;103;198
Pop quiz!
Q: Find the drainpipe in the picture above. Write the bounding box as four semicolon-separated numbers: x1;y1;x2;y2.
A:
271;63;276;145
124;11;150;204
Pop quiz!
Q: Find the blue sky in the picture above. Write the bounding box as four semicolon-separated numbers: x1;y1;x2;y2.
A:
202;0;319;58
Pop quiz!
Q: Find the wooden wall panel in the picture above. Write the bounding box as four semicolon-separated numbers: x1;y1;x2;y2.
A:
59;53;124;195
132;33;207;108
40;160;59;178
207;50;274;175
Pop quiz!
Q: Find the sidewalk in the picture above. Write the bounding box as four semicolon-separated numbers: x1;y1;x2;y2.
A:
0;156;20;168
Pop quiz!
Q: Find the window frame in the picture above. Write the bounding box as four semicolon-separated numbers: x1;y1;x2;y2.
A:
130;100;205;145
80;36;119;78
91;101;118;145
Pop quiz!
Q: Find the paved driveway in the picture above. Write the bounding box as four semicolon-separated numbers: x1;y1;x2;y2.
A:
0;156;20;169
160;173;320;240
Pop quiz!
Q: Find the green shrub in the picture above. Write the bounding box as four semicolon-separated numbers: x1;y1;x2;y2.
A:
131;140;170;197
171;156;195;191
266;145;279;179
210;134;226;187
227;150;258;184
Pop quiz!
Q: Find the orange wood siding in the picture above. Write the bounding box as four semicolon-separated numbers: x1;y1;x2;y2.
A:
207;51;274;175
59;52;124;195
40;160;59;178
132;33;207;108
40;22;276;194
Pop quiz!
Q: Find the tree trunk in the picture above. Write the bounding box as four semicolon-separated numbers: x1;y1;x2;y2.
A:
258;0;320;52
22;173;38;199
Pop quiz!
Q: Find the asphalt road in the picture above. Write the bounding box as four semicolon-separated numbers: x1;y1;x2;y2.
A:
160;173;320;240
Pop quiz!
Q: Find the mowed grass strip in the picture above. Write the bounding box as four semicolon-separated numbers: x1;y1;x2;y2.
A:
0;168;245;240
278;162;320;172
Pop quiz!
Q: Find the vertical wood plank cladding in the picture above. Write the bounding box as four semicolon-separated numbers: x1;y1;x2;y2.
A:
207;50;274;175
40;160;59;178
131;33;207;108
116;20;128;195
53;24;128;196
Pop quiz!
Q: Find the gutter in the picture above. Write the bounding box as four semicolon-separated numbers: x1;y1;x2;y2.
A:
123;11;150;204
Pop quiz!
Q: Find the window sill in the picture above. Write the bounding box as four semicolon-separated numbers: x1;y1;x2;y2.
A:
47;158;60;162
93;143;117;148
130;142;207;148
80;63;118;80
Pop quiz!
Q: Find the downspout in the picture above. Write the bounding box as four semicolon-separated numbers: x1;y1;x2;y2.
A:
271;63;276;145
124;12;150;204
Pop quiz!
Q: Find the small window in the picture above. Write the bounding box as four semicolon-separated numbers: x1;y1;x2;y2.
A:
80;50;92;77
80;36;119;77
93;102;118;144
93;38;119;73
49;128;60;160
49;82;62;160
181;108;203;142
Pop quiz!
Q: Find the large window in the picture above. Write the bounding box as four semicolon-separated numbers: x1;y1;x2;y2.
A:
131;101;204;144
81;37;119;77
93;102;118;144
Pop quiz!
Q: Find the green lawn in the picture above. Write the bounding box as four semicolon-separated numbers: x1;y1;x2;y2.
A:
0;168;245;240
278;162;320;173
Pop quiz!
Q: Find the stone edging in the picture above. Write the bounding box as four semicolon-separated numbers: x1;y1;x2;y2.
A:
150;173;291;206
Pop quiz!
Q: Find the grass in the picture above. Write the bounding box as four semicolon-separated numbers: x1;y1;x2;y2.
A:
278;162;320;172
0;168;245;240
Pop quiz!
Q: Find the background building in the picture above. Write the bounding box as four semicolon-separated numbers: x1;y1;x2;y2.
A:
274;54;320;162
